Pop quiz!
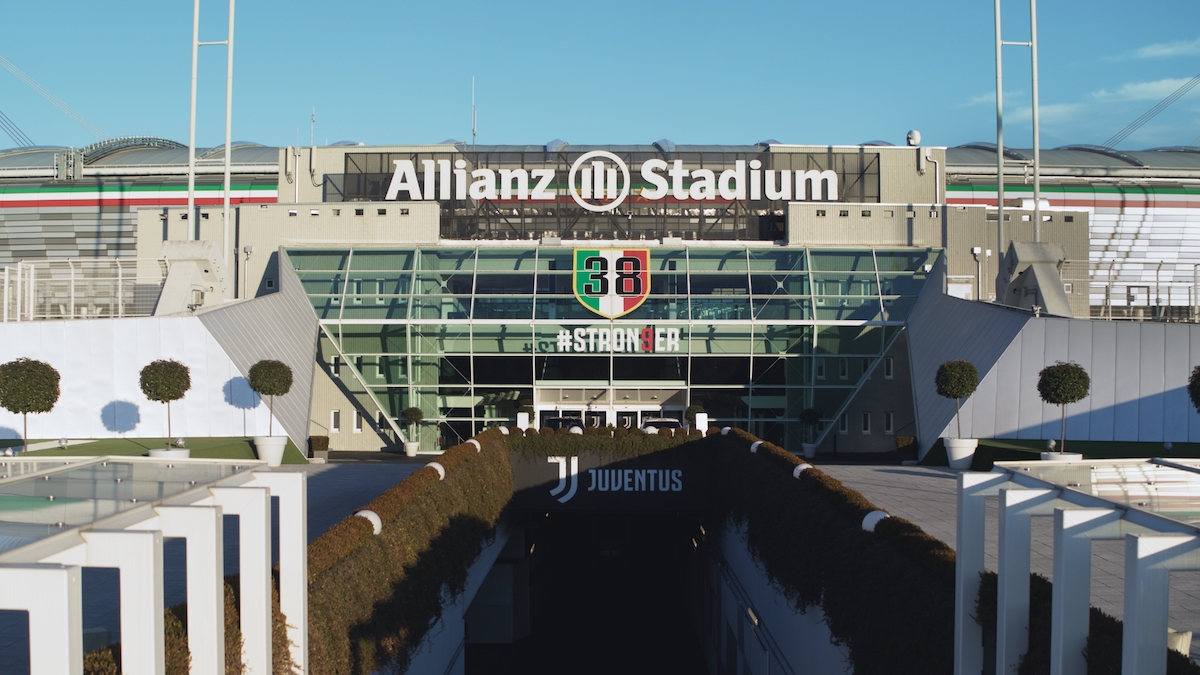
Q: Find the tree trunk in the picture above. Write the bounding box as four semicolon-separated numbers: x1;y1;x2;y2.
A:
1060;404;1067;453
269;395;275;436
167;400;172;440
22;412;27;454
955;398;962;439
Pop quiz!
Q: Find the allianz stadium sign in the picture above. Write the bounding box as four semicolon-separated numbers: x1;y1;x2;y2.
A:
384;150;839;213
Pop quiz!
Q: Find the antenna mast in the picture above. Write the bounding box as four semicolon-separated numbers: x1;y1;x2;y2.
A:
471;77;477;147
310;108;315;146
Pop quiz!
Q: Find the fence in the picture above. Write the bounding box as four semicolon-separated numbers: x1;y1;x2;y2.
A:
2;259;169;322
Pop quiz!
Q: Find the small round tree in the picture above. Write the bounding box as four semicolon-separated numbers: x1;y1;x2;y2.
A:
1187;365;1200;415
402;406;424;442
0;358;60;453
248;360;293;436
936;360;979;439
140;359;191;441
799;408;822;443
1038;362;1090;454
684;404;706;428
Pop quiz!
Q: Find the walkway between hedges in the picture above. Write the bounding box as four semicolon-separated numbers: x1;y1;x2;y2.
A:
819;465;1200;664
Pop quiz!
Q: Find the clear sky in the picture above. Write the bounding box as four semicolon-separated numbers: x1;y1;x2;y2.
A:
1;0;1197;151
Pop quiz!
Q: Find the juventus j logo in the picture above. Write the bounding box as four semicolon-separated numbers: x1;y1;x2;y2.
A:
547;456;579;503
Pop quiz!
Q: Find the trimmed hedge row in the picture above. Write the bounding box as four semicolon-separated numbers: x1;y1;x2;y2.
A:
508;426;699;459
307;429;512;675
977;571;1200;674
707;428;957;675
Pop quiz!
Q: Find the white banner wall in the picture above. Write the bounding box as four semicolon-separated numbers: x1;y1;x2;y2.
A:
0;317;280;442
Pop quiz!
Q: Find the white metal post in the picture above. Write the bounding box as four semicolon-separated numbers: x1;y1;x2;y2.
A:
3;266;9;322
208;486;272;675
187;0;200;235
955;472;1012;675
222;0;235;276
994;0;1005;299
1030;0;1041;242
1122;534;1200;675
0;564;84;675
249;471;308;671
996;488;1058;675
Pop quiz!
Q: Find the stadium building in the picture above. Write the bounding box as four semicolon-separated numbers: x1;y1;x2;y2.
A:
1;138;1199;457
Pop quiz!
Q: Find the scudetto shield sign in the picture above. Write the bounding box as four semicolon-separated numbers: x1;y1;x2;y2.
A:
573;249;650;318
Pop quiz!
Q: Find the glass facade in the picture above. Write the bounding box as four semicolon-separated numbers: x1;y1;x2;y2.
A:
287;246;934;451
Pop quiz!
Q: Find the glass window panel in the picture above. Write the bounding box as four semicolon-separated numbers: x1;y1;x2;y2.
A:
751;357;788;385
476;249;538;271
413;326;471;353
535;249;573;271
813;297;883;321
687;249;749;271
348;250;415;271
650;273;687;294
811;274;877;296
534;297;602;320
690;297;751;322
414;272;473;295
874;249;937;272
411;356;469;385
752;298;811;321
471;325;533;354
613;356;687;382
286;249;349;271
691;357;750;384
690;274;749;295
750;274;808;296
535;273;571;294
474;273;534;294
339;300;409;320
815;326;882;355
339;326;408;354
756;326;811;355
689;388;749;418
808;250;876;271
534;356;610;383
621;297;688;321
418;248;476;270
748;250;807;271
882;297;918;322
344;273;412;296
367;388;409;419
877;273;925;296
308;297;341;319
475;387;530;419
473;356;533;384
473;297;534;320
812;387;854;416
296;272;344;295
692;326;752;354
653;250;688;271
411;296;471;319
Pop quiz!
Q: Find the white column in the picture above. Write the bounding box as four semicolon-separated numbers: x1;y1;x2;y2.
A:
955;472;1011;675
996;488;1058;675
1123;534;1200;675
248;471;308;672
210;486;272;675
129;505;225;675
0;564;83;675
45;530;164;675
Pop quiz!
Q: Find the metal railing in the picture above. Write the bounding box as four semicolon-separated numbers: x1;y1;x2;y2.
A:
2;259;169;322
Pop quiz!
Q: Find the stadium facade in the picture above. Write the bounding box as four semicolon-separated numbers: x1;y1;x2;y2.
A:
1;138;1199;456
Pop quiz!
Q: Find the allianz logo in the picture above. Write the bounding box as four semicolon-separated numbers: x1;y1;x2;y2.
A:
385;151;839;214
547;456;683;504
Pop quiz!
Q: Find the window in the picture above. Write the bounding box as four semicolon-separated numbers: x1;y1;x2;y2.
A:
265;279;275;290
399;208;410;215
861;210;871;217
354;411;364;433
331;355;341;376
201;212;209;220
375;278;386;304
309;209;319;216
378;412;388;428
377;208;387;216
861;412;871;434
330;410;341;433
838;358;848;380
862;358;871;377
884;411;894;434
839;210;849;217
668;260;677;270
815;361;826;380
883;356;894;379
838;412;848;434
816;209;826;217
1064;283;1073;294
288;210;297;217
1065;215;1074;223
354;208;364;216
333;208;341;216
884;210;894;217
929;210;938;218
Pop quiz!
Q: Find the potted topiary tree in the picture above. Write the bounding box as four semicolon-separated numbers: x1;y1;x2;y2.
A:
248;359;293;467
685;404;709;434
1186;365;1200;451
139;359;191;458
1037;361;1090;461
0;358;60;454
799;408;822;459
936;360;979;469
516;404;535;432
402;406;424;457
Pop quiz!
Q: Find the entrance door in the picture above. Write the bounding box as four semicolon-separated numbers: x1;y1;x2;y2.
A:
616;412;637;429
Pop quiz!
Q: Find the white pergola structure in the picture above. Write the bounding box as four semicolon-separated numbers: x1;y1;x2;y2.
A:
955;458;1200;675
0;456;306;675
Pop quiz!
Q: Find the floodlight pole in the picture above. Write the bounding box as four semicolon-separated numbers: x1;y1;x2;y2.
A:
186;0;236;278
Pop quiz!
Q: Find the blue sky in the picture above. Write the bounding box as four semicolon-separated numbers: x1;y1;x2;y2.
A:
1;0;1197;150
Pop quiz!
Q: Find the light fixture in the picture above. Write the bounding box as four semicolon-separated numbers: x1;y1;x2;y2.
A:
747;607;760;626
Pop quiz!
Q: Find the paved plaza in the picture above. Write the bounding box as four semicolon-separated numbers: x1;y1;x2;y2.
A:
820;464;1200;664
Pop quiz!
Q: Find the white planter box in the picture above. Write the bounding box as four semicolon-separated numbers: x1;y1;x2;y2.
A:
1040;451;1084;462
404;441;420;457
148;448;190;460
945;438;978;469
253;436;288;467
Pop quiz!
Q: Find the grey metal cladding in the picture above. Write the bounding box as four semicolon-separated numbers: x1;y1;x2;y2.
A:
197;254;318;447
